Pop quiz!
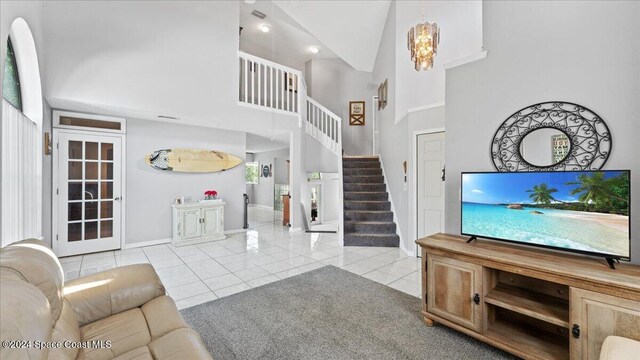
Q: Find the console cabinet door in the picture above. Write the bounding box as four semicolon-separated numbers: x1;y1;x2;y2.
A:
570;288;640;360
427;254;483;332
182;209;202;239
202;207;222;236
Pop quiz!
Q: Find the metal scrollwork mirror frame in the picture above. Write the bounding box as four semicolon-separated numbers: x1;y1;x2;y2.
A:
491;101;612;172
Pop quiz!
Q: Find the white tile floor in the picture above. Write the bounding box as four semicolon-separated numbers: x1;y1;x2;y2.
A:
60;207;421;310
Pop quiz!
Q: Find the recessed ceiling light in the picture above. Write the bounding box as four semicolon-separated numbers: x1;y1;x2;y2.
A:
260;24;271;33
310;46;320;54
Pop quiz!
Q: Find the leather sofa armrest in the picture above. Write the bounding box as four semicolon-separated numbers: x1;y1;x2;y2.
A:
64;264;165;326
600;336;640;360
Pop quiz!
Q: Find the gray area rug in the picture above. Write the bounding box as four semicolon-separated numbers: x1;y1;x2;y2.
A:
181;266;515;360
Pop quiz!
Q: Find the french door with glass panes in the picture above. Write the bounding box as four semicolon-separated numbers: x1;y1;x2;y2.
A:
55;131;123;256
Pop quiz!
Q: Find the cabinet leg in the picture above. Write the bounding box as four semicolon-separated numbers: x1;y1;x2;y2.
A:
423;316;435;327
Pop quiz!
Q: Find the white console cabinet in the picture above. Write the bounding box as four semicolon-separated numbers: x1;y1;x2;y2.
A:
171;202;226;246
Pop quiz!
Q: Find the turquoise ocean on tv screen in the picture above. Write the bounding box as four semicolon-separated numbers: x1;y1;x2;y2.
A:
462;202;629;258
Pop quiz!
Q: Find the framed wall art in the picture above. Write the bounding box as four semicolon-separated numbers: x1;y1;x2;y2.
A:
349;101;365;126
377;79;388;110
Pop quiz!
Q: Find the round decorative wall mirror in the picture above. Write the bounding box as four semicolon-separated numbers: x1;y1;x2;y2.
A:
491;102;612;172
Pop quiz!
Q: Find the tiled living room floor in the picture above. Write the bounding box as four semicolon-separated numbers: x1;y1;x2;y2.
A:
58;207;421;310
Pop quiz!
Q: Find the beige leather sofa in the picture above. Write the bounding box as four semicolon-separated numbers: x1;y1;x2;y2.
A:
0;239;213;360
600;336;640;360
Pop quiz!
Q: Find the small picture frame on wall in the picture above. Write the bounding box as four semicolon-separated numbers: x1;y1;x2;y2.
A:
377;79;388;110
349;101;365;126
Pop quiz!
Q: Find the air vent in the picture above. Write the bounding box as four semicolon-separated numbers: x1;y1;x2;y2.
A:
251;10;266;19
158;115;179;120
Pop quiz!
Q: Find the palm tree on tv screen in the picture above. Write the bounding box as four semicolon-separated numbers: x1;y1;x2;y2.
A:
566;172;612;206
526;183;558;205
566;172;629;214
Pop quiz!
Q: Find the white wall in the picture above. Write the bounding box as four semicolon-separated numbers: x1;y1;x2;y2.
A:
249;148;289;208
445;1;640;264
373;2;405;249
304;135;340;173
394;0;483;122
306;58;375;155
126;119;246;244
43;0;243;129
274;157;290;185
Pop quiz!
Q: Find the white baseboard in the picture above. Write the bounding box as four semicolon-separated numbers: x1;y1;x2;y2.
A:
124;229;246;249
249;204;274;210
225;229;247;235
125;238;170;249
399;239;416;257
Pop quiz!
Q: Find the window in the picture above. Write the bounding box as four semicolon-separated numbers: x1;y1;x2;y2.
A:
246;162;259;184
3;38;22;111
1;18;43;246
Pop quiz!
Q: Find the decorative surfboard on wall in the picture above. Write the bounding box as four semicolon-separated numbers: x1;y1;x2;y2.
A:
145;148;243;173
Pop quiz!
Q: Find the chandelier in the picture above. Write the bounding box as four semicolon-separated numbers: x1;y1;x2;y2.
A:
407;4;439;71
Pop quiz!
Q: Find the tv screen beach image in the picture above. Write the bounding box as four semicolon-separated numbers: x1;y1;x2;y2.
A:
462;171;630;259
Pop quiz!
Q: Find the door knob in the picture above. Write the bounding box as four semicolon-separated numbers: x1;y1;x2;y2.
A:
473;293;480;305
114;196;122;201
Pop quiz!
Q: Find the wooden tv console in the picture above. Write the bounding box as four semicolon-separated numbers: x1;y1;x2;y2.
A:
416;233;640;360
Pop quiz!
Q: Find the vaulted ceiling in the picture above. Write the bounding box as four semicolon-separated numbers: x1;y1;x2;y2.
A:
273;0;392;72
240;0;337;72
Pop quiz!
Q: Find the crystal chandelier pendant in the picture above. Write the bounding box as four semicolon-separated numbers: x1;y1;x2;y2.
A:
408;21;439;71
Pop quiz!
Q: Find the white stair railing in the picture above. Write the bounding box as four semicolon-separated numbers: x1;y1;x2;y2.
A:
238;51;301;116
306;98;341;156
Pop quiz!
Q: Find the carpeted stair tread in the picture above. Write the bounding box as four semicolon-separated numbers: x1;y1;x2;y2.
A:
344;201;390;211
343;156;379;162
344;221;397;233
343;168;382;176
343;192;388;201
343;233;400;247
343;175;384;184
344;210;394;222
342;161;380;169
343;183;386;192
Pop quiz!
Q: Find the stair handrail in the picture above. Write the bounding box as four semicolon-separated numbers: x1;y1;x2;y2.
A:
307;97;341;122
237;51;303;77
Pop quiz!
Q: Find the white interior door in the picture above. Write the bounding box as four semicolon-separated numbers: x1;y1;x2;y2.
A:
55;131;123;256
417;132;445;244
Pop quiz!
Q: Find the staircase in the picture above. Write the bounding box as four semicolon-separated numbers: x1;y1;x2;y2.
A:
237;51;345;240
342;156;399;247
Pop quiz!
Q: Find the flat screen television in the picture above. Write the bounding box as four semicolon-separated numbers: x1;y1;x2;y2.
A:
461;170;630;261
